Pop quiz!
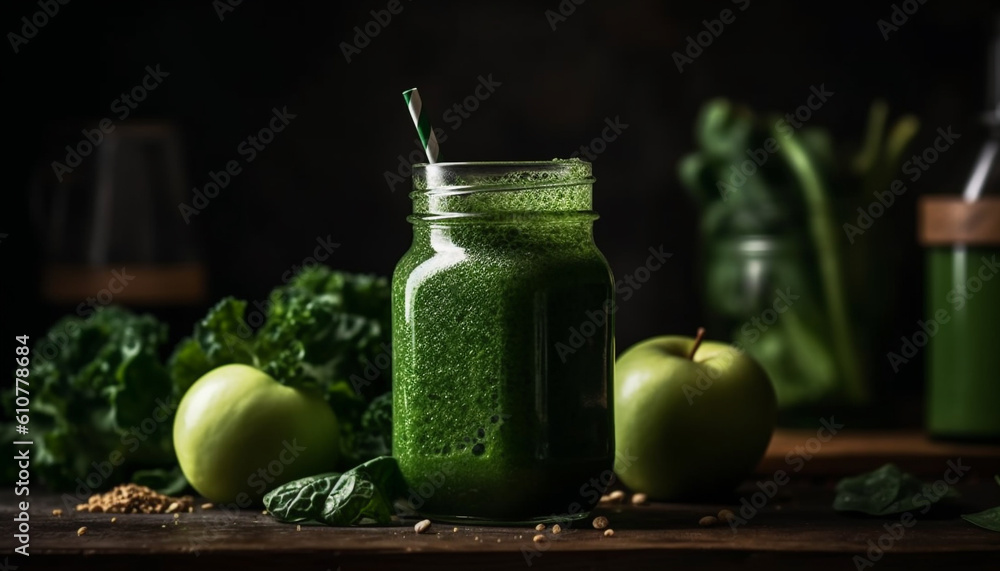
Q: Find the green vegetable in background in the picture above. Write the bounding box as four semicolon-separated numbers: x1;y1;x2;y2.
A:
678;98;920;410
2;307;177;491
263;456;405;526
169;266;394;468
833;463;958;516
962;476;1000;532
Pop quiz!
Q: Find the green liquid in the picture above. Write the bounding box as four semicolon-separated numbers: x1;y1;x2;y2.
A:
392;162;615;523
926;247;1000;440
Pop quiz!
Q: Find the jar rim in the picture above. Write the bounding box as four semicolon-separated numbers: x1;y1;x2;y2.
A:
413;159;593;193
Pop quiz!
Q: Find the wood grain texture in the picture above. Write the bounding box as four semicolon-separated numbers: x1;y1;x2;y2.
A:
7;478;998;570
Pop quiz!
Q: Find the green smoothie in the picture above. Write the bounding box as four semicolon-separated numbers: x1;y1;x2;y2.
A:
392;160;615;523
926;246;1000;440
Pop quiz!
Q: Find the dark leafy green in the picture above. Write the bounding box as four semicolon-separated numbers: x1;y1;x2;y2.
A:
168;266;393;468
2;307;179;492
263;456;404;526
833;463;958;516
962;475;1000;532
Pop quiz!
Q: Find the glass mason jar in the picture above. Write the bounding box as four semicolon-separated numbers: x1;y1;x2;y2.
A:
392;160;615;524
703;235;854;410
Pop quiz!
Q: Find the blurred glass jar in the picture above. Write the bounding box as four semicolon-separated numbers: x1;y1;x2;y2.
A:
703;234;856;410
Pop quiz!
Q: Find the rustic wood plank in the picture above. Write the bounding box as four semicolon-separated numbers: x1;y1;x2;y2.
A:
6;478;998;570
758;429;1000;477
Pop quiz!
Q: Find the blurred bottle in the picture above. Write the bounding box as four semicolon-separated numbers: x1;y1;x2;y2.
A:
32;122;207;325
920;17;1000;441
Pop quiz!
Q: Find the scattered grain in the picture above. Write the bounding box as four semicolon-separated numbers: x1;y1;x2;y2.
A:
52;509;63;517
592;516;609;530
78;484;195;514
414;519;432;534
603;529;615;537
552;524;562;534
699;516;718;527
718;509;736;523
532;534;547;543
201;503;214;510
631;493;648;505
76;526;87;536
608;490;626;503
296;524;302;532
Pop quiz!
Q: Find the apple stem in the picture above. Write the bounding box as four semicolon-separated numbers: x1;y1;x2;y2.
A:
687;327;706;360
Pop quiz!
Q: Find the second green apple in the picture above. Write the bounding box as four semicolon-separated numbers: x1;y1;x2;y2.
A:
614;331;777;500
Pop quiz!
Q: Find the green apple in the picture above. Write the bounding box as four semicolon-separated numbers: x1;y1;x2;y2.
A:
614;330;777;500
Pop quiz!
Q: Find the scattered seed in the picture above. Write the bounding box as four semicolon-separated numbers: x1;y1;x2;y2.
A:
165;502;179;514
497;538;502;543
592;516;609;530
532;534;547;543
173;520;179;526
552;524;562;534
188;506;194;513
631;493;648;505
89;505;104;514
604;528;615;537
474;536;480;541
599;494;612;503
699;516;718;527
718;509;736;523
535;523;546;531
111;517;117;524
76;526;87;536
414;519;432;534
201;503;214;510
52;509;63;517
173;512;180;520
262;510;268;515
608;490;626;503
452;527;459;533
296;524;302;532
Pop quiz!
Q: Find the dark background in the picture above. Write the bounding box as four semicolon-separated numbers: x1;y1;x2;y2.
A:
1;0;994;422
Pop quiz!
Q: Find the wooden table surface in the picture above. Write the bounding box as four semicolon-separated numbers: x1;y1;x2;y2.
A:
6;431;1000;570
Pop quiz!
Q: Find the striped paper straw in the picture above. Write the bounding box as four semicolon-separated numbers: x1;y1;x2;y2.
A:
402;88;441;163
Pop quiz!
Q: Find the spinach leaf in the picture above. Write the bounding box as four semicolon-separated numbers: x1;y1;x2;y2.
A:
962;507;1000;532
961;475;1000;532
264;456;403;526
833;463;958;516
